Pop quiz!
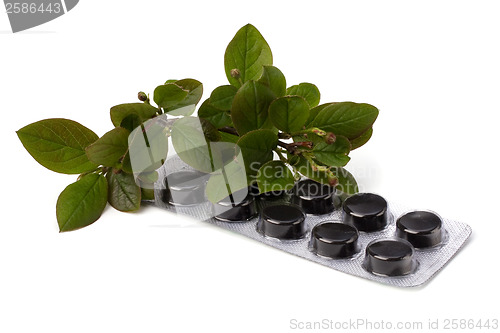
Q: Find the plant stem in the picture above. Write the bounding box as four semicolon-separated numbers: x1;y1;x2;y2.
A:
277;140;313;154
273;149;288;164
218;126;239;136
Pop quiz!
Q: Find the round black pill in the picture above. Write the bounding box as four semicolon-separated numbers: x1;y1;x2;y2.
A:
364;239;415;276
257;204;306;240
291;179;336;215
342;193;388;232
310;222;359;258
161;170;207;206
396;211;443;248
214;187;257;222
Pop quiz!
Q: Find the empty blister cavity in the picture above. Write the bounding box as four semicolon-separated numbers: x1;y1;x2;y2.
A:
213;187;257;222
343;193;388;232
161;170;208;206
396;211;443;248
310;222;359;259
364;239;416;276
257;204;306;240
291;179;336;215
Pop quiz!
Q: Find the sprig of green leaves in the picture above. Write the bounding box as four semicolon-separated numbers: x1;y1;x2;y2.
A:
17;23;378;232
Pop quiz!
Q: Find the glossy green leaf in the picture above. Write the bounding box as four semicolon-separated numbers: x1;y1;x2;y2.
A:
210;85;238;110
306;103;334;126
218;131;239;143
312;135;351;167
231;81;276;135
110;103;158;127
141;188;155;201
269;96;310;133
224;24;273;88
86;127;130;167
312;102;379;140
258;65;286;97
127;117;168;175
198;99;233;129
153;83;188;109
294;155;338;186
106;170;141;212
331;167;358;195
256;160;295;193
56;173;108;232
120;114;142;132
237;129;277;177
205;159;248;203
166;79;203;116
171;117;223;173
17;118;99;174
286;83;321;108
350;127;373;150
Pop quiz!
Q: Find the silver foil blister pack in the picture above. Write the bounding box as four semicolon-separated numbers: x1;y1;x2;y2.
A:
154;156;472;288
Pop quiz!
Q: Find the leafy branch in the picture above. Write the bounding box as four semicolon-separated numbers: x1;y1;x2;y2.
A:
17;23;378;232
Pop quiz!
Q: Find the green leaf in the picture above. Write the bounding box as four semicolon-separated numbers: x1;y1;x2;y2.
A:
167;79;203;116
120;114;142;132
136;171;159;185
17;118;99;174
205;159;248;203
306;103;334;126
153;83;189;109
294;155;337;186
350;127;373;150
218;131;239;143
85;127;130;167
269;96;310;133
127;117;168;175
312;135;351;167
258;65;286;97
224;24;273;88
171;117;224;173
286;83;321;108
110;103;158;127
236;129;277;178
198;99;233;129
210;85;238;110
331;167;358;195
231;81;276;135
56;173;108;232
165;79;178;84
256;160;295;193
312;102;379;140
106;170;141;212
141;188;155;201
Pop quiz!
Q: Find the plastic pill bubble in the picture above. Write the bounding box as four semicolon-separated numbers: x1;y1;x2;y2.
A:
161;170;208;206
214;187;257;222
310;222;359;258
291;179;336;215
257;204;306;240
396;211;443;248
364;239;415;276
342;193;388;232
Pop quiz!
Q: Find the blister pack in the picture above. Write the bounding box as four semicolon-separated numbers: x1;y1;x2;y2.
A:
153;156;472;288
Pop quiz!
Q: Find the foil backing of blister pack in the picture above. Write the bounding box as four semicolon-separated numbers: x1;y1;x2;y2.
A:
154;156;472;288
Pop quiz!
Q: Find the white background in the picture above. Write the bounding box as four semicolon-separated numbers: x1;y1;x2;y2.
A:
1;1;499;332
